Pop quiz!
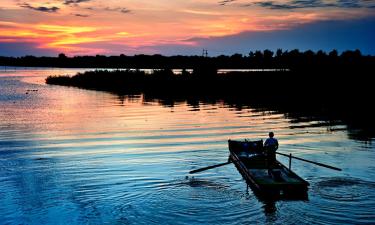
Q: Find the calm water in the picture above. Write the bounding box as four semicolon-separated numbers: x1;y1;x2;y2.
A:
0;68;374;225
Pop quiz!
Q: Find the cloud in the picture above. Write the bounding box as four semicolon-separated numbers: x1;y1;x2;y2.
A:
73;13;90;17
254;1;298;9
19;3;60;13
63;0;92;5
120;8;131;14
218;0;237;6
0;21;18;29
104;7;131;14
337;0;361;8
0;41;58;57
251;0;334;10
69;17;374;56
180;17;375;55
83;6;131;14
247;0;375;9
1;18;374;56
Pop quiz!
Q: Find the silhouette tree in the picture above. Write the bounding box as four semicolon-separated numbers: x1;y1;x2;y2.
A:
0;49;373;72
58;53;67;59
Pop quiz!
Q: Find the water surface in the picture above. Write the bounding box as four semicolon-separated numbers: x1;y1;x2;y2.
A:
0;68;374;224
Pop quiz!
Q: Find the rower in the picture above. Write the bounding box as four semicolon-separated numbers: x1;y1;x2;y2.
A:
264;132;279;176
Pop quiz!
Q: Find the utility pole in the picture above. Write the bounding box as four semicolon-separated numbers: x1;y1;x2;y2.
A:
202;49;208;57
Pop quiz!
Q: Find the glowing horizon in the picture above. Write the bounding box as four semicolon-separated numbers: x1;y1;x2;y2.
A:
0;0;374;56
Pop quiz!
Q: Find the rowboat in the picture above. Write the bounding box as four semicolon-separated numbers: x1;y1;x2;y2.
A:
228;139;309;198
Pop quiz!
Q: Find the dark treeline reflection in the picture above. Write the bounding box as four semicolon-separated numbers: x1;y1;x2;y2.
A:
120;93;375;143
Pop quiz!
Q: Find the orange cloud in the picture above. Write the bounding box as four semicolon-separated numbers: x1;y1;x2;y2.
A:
0;0;374;55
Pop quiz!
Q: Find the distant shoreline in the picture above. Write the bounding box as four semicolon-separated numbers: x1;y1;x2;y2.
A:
0;66;289;73
45;65;372;98
1;49;374;69
43;48;374;98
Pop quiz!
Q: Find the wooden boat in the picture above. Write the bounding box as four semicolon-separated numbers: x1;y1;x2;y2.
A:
228;139;309;198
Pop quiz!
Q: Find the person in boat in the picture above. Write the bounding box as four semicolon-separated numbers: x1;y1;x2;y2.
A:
264;132;279;175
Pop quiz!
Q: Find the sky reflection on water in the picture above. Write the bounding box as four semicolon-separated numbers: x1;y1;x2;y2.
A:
0;69;374;224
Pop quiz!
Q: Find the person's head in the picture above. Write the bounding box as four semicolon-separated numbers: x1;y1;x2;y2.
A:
269;132;274;138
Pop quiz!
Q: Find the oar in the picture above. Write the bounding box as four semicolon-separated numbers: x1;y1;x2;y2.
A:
189;161;232;174
276;152;342;171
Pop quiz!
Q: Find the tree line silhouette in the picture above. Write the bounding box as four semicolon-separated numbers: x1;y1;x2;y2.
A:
1;49;373;70
43;49;373;96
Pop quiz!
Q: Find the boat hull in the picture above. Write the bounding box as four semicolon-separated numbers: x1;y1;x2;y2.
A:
228;140;309;199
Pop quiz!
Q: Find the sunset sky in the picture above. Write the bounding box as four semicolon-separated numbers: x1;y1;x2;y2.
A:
0;0;374;56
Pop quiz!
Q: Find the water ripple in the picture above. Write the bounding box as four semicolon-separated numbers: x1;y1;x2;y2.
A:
1;69;375;225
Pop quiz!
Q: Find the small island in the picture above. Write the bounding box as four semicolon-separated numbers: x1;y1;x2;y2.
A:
43;49;373;98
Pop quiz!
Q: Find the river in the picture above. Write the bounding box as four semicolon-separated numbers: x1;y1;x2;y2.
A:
0;68;374;224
